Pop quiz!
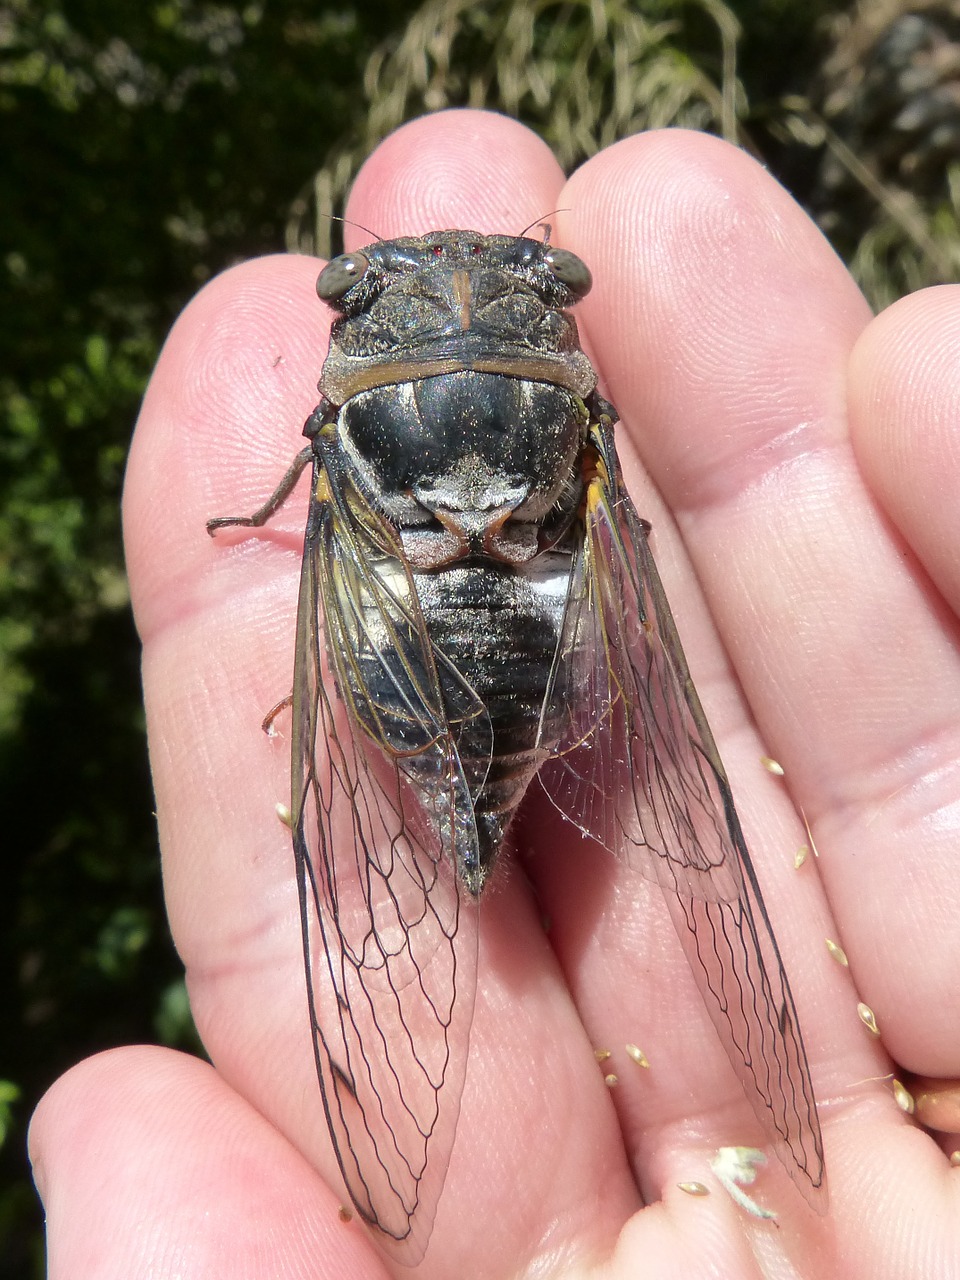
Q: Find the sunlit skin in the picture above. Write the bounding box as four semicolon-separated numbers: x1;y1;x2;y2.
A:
30;110;960;1279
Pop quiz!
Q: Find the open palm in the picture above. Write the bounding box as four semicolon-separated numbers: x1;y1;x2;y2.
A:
31;111;960;1279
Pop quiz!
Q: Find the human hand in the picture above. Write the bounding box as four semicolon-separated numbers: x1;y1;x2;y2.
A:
30;109;960;1279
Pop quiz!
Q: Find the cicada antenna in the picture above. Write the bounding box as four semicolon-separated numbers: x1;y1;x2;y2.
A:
518;209;571;242
316;212;384;244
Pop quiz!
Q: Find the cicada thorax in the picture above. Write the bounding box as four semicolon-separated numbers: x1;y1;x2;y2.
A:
328;366;590;895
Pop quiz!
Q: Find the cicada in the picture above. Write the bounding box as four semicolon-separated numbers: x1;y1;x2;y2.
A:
208;230;825;1261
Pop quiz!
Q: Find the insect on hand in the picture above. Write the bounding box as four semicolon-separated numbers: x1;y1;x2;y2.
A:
208;229;825;1262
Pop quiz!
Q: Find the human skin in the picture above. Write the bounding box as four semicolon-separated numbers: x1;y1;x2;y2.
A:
29;109;960;1278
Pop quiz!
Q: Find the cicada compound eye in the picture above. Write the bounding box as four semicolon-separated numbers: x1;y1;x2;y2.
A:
316;251;370;301
544;248;592;298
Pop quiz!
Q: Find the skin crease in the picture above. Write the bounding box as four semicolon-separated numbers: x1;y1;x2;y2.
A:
28;109;960;1278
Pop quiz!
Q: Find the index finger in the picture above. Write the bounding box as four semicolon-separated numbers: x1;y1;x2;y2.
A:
124;109;639;1277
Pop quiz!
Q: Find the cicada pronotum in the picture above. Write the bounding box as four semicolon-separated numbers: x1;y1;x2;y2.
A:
208;230;825;1262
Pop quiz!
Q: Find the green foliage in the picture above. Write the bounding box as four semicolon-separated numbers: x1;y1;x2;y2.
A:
0;3;404;1274
0;1084;21;1153
154;976;206;1055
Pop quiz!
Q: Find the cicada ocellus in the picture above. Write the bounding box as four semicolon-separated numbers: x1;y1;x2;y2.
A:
208;230;825;1261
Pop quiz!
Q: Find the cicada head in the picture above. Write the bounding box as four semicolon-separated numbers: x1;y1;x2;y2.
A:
313;231;598;407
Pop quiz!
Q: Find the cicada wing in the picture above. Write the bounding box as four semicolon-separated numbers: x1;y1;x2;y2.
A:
542;422;825;1209
291;459;488;1262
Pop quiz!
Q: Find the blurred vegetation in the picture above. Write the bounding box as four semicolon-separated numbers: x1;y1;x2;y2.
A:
2;0;958;1274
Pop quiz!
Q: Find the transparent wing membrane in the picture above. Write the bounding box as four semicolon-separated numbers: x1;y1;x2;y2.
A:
291;454;483;1262
541;420;825;1207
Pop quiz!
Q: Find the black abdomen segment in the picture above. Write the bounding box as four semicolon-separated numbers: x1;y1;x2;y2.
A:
377;553;572;890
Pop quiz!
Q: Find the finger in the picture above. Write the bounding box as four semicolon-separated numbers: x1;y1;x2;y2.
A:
847;286;960;613
341;109;645;1273
535;132;885;1202
125;109;638;1278
553;129;954;1159
29;1048;380;1279
125;251;335;1172
844;285;960;1075
340;107;568;245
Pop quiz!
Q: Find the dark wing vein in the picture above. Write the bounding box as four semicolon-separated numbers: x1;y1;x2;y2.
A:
542;420;825;1208
291;454;485;1262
